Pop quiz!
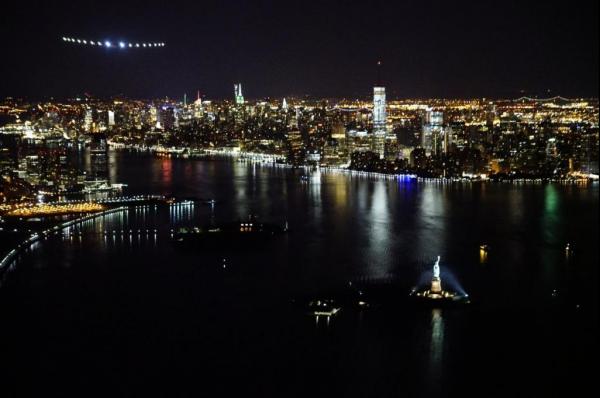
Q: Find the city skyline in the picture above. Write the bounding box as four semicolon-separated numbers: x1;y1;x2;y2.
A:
1;0;598;99
0;2;598;397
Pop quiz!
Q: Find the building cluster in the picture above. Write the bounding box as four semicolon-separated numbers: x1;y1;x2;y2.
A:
0;97;116;202
0;87;598;202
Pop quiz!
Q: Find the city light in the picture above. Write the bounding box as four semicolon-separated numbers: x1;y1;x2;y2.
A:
0;4;597;397
6;202;105;217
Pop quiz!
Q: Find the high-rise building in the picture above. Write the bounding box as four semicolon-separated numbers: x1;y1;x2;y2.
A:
288;108;300;129
194;91;203;119
234;83;244;105
149;106;158;125
83;108;93;132
158;106;175;130
372;87;386;132
347;129;372;154
89;133;108;181
422;108;444;156
384;135;398;160
0;134;20;168
372;86;387;159
107;110;115;127
287;128;304;165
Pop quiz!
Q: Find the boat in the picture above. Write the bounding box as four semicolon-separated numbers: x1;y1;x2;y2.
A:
291;285;373;317
82;180;127;193
172;219;287;248
306;299;341;317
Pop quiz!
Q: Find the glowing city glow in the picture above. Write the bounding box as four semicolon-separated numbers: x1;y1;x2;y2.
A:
6;202;105;217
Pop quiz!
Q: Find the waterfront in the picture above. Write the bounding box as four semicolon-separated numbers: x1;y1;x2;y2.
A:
1;151;598;397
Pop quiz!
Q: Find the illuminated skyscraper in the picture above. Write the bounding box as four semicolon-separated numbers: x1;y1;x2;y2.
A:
234;83;244;105
194;91;203;119
372;61;387;159
83;108;93;132
372;86;386;159
107;110;115;127
422;108;444;156
373;87;386;132
149;106;158;126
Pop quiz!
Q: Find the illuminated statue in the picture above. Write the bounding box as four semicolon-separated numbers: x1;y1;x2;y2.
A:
433;256;440;279
412;255;469;303
431;256;442;293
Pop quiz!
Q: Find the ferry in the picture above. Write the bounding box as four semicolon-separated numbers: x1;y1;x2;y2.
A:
306;299;341;317
82;180;127;194
172;219;288;248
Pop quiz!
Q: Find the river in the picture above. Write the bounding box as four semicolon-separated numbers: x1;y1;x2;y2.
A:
1;150;597;397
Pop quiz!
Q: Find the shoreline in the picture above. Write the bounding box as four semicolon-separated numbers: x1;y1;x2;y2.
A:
0;206;128;279
110;145;597;185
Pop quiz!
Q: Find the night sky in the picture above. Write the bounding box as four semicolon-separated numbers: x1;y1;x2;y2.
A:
1;0;598;100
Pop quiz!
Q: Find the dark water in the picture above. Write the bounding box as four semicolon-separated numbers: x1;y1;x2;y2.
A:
1;151;598;397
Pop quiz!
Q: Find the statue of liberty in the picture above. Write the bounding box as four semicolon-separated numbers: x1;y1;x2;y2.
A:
431;256;442;293
433;256;441;279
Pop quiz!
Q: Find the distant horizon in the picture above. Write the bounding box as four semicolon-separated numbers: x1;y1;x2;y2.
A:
3;92;599;103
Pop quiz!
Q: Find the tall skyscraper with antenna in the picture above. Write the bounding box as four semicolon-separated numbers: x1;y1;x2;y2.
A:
194;91;203;119
234;83;244;105
372;61;387;159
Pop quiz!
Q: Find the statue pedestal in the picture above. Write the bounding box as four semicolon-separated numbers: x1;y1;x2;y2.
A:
431;277;442;294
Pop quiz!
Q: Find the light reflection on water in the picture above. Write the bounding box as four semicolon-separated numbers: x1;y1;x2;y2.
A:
366;181;392;279
0;153;597;397
59;153;600;303
429;308;445;380
416;186;447;264
4;154;599;309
